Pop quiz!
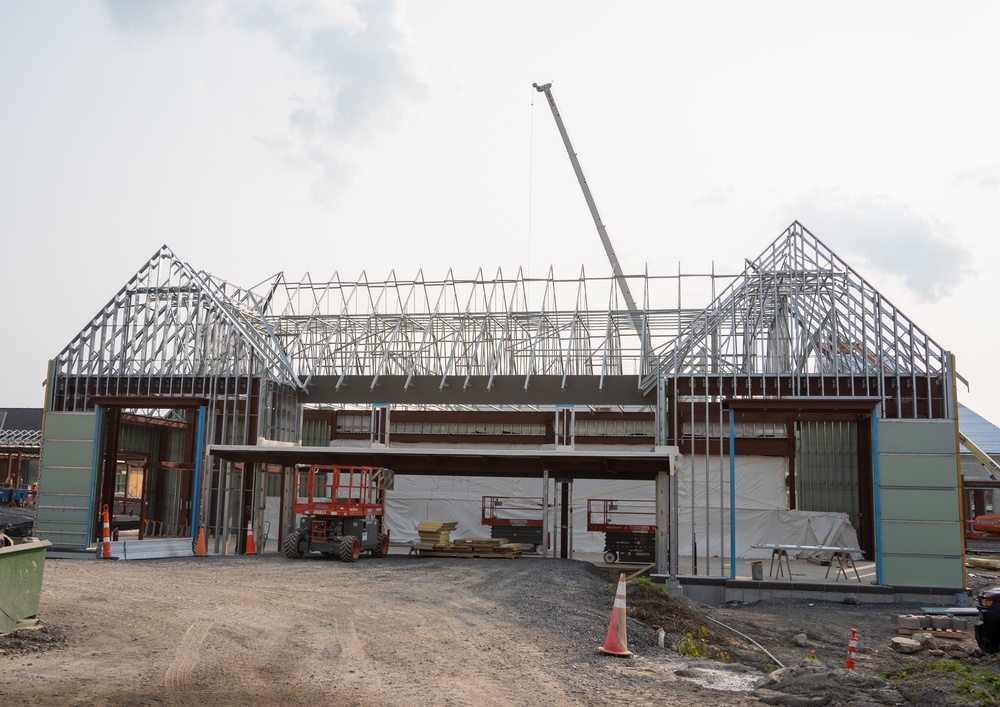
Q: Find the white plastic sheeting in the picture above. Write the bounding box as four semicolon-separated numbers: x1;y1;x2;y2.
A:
677;455;860;559
381;454;861;559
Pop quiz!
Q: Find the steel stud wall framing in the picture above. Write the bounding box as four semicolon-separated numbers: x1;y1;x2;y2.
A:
43;222;953;564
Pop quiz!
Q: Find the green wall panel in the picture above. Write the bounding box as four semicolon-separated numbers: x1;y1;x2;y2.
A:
877;419;964;589
39;441;95;470
36;467;92;495
36;507;90;524
880;521;962;555
44;412;99;441
879;488;960;522
878;419;957;455
36;412;97;549
878;455;960;488
880;555;964;588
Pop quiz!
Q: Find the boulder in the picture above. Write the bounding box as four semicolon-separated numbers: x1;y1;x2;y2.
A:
889;636;922;654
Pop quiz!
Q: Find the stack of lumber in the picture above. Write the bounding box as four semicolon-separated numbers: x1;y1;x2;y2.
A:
446;538;521;558
413;521;458;552
412;527;521;559
966;556;1000;571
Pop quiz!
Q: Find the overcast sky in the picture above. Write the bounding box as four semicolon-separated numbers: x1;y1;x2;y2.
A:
1;1;998;424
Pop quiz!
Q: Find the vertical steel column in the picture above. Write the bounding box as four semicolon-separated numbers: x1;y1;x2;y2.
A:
559;480;570;559
655;376;672;578
671;456;680;579
281;465;294;549
729;407;737;580
567;479;574;559
872;412;883;585
191;405;206;536
656;470;669;576
541;468;549;559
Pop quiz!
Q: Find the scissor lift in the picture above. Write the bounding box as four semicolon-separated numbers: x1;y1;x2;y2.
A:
284;465;390;562
586;498;657;564
481;496;544;552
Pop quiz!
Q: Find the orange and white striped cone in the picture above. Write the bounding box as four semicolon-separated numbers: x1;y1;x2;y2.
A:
194;527;207;557
845;628;857;670
598;572;633;657
244;520;257;555
100;504;113;559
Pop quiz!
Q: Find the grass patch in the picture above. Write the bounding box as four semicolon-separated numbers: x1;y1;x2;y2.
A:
629;576;663;591
881;661;1000;705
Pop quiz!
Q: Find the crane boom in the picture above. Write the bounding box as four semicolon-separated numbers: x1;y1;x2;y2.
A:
960;431;1000;481
533;82;644;336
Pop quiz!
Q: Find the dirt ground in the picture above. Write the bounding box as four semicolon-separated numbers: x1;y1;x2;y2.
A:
2;552;999;706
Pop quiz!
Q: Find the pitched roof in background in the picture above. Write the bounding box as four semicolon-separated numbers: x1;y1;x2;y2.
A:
960;404;1000;454
0;408;43;449
0;408;43;431
959;403;1000;481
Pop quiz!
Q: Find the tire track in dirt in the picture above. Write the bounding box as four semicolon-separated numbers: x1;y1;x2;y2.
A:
164;618;213;692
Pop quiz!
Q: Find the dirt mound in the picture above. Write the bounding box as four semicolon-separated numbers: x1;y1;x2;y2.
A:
627;578;1000;705
628;583;732;645
0;505;35;538
0;625;69;656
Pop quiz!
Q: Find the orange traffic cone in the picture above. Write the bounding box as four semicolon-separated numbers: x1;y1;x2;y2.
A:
194;527;207;557
845;628;857;670
100;504;113;559
599;572;633;657
244;520;257;555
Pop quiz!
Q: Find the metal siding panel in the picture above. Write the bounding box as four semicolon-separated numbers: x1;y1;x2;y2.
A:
35;506;90;523
39;441;94;470
881;521;962;555
876;419;964;588
43;412;98;441
36;412;97;549
878;419;957;454
879;488;960;522
880;555;964;588
37;466;93;495
879;455;961;487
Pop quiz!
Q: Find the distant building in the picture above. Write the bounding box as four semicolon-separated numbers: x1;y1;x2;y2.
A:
0;408;43;487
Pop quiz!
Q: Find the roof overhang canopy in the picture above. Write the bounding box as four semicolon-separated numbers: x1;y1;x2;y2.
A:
722;397;882;418
208;443;679;480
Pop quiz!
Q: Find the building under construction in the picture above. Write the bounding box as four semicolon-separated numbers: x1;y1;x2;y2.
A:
33;220;971;592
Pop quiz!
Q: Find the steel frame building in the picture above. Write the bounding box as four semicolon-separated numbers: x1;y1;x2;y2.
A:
35;222;965;588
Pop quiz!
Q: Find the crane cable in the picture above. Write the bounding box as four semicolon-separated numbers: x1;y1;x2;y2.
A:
527;86;535;280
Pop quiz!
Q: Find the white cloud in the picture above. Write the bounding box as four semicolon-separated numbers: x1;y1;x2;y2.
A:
787;190;974;302
104;0;227;33
103;0;429;192
952;164;1000;193
692;185;736;209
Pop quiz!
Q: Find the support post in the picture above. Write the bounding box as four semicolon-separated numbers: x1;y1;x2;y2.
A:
558;479;571;559
541;469;549;559
671;456;680;580
729;408;737;580
655;470;668;576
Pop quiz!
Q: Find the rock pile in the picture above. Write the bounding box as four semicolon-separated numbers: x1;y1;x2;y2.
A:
889;633;983;659
752;660;902;706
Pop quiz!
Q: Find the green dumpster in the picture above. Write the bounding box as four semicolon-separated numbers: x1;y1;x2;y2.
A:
0;539;52;634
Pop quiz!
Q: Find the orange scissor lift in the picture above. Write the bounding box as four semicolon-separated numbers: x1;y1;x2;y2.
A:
284;464;391;562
